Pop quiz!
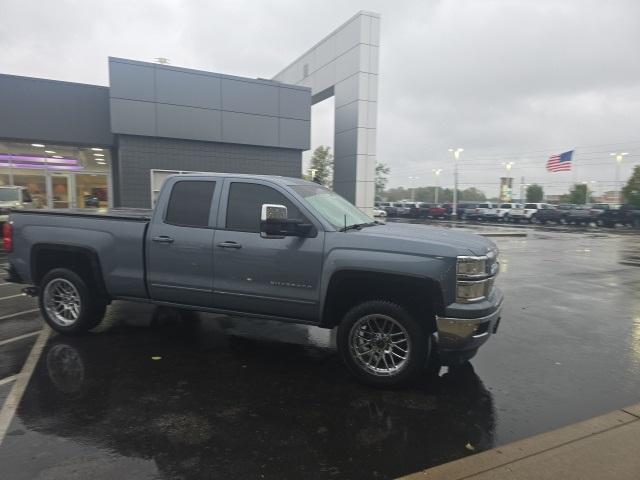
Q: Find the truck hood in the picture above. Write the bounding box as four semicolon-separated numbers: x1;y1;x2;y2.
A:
0;201;19;208
351;222;497;256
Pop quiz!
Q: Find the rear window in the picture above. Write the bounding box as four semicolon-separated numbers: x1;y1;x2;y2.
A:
500;204;512;208
478;203;490;208
165;181;216;228
524;203;537;209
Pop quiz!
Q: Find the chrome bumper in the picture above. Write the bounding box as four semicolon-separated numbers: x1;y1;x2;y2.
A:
436;297;503;357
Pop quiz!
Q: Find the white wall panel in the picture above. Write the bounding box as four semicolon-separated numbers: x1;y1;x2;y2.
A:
272;11;380;210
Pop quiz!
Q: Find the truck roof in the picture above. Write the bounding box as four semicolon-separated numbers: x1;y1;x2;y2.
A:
174;173;315;187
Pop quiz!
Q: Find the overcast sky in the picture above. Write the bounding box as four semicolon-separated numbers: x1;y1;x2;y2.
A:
2;0;639;197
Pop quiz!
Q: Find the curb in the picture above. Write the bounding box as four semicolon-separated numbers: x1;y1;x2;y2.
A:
399;403;640;480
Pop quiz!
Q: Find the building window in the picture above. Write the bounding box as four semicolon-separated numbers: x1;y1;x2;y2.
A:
0;140;111;208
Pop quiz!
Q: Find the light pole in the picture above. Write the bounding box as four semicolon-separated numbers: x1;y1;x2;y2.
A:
408;176;420;202
448;148;463;219
610;152;628;203
432;168;442;203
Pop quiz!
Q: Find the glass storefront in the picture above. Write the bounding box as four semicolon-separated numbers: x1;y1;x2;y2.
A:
0;141;111;209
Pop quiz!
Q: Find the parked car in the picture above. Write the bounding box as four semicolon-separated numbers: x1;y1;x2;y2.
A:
441;203;469;220
597;204;640;228
589;203;617;222
418;203;447;219
484;203;521;222
372;208;387;218
466;202;495;221
0;186;34;224
4;173;503;387
377;201;398;217
509;203;545;223
533;204;567;224
392;202;412;217
565;205;593;225
459;203;479;220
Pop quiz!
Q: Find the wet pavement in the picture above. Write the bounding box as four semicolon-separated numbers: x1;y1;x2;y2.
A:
0;228;639;479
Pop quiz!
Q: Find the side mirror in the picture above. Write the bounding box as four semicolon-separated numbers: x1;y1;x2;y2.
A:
260;204;314;238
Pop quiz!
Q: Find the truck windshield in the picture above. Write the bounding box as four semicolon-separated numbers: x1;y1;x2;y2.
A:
0;189;19;201
290;184;374;230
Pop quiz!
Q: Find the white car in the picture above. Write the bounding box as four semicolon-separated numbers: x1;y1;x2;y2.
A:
372;208;387;218
484;203;521;222
509;203;545;223
0;186;34;223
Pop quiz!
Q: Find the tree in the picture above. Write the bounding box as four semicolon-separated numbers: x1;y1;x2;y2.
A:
568;184;590;205
375;162;390;200
306;146;333;188
622;165;640;207
526;184;544;202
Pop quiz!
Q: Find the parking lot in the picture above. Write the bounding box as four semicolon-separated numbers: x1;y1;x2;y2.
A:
0;224;639;479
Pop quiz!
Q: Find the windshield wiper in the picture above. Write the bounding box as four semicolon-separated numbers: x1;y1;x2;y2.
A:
339;221;379;232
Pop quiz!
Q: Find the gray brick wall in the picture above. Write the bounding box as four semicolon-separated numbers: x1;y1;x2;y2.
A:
115;135;302;208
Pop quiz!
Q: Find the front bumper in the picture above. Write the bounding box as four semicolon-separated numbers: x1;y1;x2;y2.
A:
435;288;503;365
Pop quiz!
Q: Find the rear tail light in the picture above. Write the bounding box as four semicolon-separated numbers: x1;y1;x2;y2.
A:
3;222;13;253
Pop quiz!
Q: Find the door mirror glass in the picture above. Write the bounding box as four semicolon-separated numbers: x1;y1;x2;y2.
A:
260;204;288;238
260;204;313;238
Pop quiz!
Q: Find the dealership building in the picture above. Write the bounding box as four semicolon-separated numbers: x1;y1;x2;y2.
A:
0;11;379;210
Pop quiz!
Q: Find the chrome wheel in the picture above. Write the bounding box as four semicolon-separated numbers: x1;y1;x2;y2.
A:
44;278;81;326
348;314;411;377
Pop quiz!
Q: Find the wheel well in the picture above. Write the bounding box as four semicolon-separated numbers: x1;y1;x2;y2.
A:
31;245;109;299
321;271;443;330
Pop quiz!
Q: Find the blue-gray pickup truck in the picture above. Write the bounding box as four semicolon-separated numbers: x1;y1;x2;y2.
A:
3;174;503;387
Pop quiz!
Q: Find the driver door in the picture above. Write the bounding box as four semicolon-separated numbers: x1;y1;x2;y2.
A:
213;179;324;321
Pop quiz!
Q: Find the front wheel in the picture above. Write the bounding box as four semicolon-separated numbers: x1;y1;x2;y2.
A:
39;268;106;335
337;300;431;387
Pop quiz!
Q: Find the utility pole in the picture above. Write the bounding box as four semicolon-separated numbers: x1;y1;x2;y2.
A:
449;148;464;219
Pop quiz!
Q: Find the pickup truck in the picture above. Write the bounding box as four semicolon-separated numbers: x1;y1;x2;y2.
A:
509;203;544;223
484;203;521;222
0;186;34;224
3;173;503;387
597;204;640;228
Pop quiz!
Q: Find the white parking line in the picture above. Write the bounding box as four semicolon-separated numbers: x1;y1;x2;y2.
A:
0;327;50;446
0;375;18;387
0;331;40;347
0;294;26;301
0;309;39;321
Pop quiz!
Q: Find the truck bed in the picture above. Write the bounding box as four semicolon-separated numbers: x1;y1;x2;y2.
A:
16;208;152;222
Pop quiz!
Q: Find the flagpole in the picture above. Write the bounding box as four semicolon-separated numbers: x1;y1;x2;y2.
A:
572;147;577;185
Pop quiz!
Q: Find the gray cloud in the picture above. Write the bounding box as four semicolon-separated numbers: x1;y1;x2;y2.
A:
1;0;639;197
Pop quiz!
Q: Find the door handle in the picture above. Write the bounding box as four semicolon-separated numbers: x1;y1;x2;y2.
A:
217;241;242;249
152;235;174;243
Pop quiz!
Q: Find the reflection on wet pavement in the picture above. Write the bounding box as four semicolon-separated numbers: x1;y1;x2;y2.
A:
2;305;494;479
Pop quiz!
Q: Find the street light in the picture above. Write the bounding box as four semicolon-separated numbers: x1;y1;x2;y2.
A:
610;152;628;203
432;168;442;203
408;176;420;201
448;148;464;219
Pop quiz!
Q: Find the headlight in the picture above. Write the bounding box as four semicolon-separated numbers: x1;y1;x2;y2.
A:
456;253;498;303
457;256;487;278
457;281;488;303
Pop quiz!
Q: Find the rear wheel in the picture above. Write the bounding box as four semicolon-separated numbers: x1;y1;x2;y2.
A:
39;268;106;335
337;300;431;387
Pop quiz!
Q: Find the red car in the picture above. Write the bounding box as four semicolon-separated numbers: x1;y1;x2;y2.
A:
418;203;447;219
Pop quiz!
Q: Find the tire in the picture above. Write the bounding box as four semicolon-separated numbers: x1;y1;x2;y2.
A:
39;268;106;335
337;300;431;387
529;214;537;224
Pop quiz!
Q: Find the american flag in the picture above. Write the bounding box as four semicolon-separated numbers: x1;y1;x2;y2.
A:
546;150;573;172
